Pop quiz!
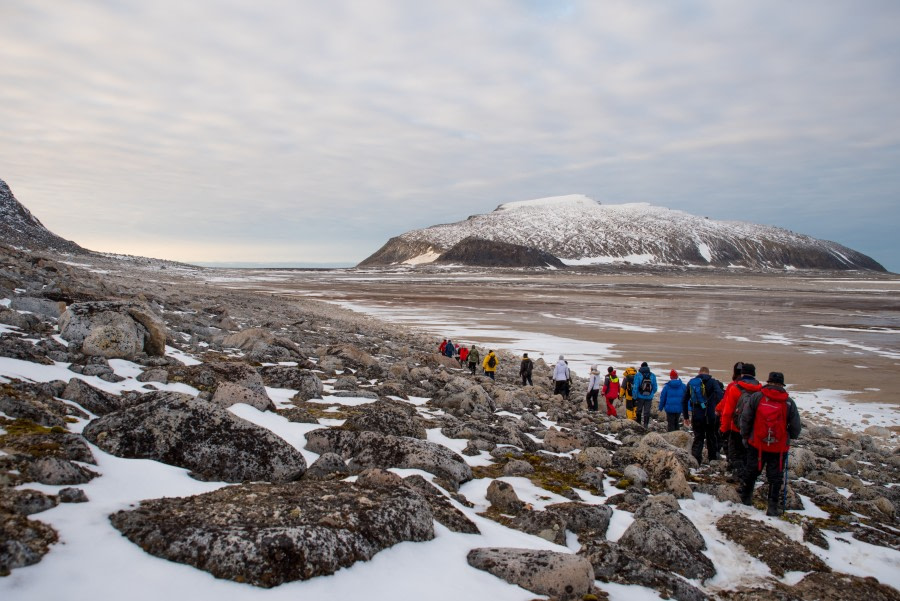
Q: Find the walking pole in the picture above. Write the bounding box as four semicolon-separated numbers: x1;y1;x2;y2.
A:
781;449;790;514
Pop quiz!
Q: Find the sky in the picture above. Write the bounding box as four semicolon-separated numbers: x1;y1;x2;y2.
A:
1;1;899;270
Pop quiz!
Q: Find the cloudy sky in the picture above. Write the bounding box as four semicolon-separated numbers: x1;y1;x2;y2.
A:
1;1;899;270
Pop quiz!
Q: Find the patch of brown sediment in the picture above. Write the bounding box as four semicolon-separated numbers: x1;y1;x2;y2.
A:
223;268;900;408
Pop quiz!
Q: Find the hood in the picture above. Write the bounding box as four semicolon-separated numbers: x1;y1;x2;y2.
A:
624;367;637;376
639;366;651;376
698;373;713;383
761;385;789;402
736;378;762;393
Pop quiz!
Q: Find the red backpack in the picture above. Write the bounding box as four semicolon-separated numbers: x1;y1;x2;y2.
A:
750;387;790;455
604;378;620;401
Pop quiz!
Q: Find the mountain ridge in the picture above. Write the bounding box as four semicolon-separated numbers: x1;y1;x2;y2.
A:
0;178;85;255
359;195;886;271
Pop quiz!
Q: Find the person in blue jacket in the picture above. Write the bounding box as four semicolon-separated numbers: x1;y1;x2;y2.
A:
659;370;687;432
632;362;658;429
683;366;725;465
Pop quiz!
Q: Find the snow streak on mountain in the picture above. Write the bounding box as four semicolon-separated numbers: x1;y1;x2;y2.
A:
359;195;885;271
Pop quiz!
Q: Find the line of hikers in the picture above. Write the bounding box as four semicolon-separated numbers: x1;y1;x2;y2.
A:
438;340;499;380
444;343;802;517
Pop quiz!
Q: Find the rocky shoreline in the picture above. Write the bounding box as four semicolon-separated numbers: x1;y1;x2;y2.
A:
1;242;899;600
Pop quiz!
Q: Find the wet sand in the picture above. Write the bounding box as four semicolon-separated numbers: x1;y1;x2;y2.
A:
213;267;900;406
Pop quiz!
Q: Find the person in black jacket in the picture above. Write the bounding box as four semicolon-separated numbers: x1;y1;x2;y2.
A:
738;371;802;516
519;353;534;386
683;367;725;465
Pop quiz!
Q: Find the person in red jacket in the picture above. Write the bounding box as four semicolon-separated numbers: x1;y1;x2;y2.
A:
716;362;761;484
738;371;802;516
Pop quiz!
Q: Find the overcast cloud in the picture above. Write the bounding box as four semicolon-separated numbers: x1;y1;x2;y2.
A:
1;1;898;269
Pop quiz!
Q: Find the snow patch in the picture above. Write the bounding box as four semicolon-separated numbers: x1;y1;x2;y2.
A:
402;249;441;265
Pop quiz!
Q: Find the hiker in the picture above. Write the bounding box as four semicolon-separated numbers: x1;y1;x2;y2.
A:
620;366;638;421
684;367;725;464
439;339;447;355
519;353;534;386
602;368;620;416
717;362;761;484
444;339;455;359
659;370;687;432
467;346;480;375
552;356;571;399
586;365;601;411
483;349;498;380
739;371;802;516
632;362;658;428
459;345;469;366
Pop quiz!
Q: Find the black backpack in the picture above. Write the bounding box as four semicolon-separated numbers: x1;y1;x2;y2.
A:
638;374;653;396
487;355;497;368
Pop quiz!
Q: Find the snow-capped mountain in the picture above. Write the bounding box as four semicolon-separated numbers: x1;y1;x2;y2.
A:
359;195;886;271
0;178;84;254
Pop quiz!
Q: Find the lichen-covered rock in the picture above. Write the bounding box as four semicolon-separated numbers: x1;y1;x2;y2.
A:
577;446;612;469
259;366;323;400
543;428;581;453
26;456;98;485
716;514;831;577
441;418;538;451
544;502;613;542
503;459;535;477
59;301;166;358
109;480;435;587
0;488;58;516
466;547;596;601
82;391;306;482
789;571;899;601
342;399;426;439
210;381;275;412
61;378;134;416
58;487;89;503
304;428;472;488
618;494;713;581
580;540;710;601
0;510;58;577
303;452;350;481
402;475;480;534
486;479;526;515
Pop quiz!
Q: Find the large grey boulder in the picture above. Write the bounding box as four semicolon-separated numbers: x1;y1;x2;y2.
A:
259;366;322;400
25;456;98;485
109;480;435;588
61;378;134;416
716;514;830;577
466;548;596;601
618;494;714;581
305;428;472;488
580;540;710;601
82;391;306;482
59;301;166;358
342;399;427;439
168;361;275;411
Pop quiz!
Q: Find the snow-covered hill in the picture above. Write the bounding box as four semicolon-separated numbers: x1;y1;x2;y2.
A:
359;195;886;271
0;178;84;254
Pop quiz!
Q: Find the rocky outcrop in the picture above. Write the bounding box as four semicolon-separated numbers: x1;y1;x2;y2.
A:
716;514;830;577
342;399;427;439
169;361;275;411
0;178;84;255
109;479;435;587
467;548;597;601
59;301;167;358
82;392;306;482
433;236;565;268
304;428;472;488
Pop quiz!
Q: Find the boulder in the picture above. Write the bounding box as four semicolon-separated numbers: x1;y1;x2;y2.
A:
259;366;322;400
82;391;306;483
210;381;275;412
543;428;581;453
618;494;713;581
59;301;166;358
716;514;830;577
580;540;710;601
402;475;480;534
623;464;649;488
25;456;98;485
577;446;612;469
304;428;472;488
503;459;535;477
342;400;426;439
486;480;526;515
303;452;350;481
0;488;58;516
466;548;596;601
790;571;899;601
61;378;133;416
109;480;434;588
0;510;58;577
222;328;275;350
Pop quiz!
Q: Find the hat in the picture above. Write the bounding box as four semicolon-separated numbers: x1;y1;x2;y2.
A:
523;353;528;358
741;363;756;377
607;366;614;373
670;370;678;379
767;371;785;385
559;355;564;360
640;362;648;368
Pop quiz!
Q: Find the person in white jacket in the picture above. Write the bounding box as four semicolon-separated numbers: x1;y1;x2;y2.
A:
552;356;571;400
585;365;601;411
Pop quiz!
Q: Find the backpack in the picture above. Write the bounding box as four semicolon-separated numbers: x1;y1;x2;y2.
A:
689;379;707;411
605;378;620;400
750;390;790;454
623;373;635;398
638;374;653;396
487;354;496;368
732;387;755;429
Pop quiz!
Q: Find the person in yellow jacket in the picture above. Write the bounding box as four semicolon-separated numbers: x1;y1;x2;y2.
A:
482;350;499;380
620;366;638;421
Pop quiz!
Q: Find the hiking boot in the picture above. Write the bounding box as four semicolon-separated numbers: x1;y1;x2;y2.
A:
766;501;782;517
738;487;753;506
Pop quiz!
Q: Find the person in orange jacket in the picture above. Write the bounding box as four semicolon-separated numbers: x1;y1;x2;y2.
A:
716;362;761;483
